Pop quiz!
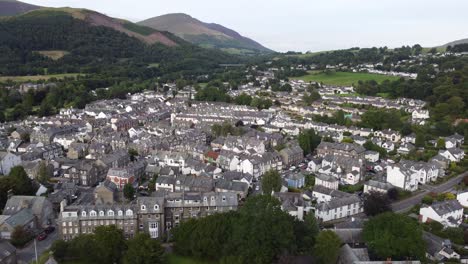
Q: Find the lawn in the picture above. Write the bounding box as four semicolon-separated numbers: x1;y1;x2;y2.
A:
291;71;400;86
167;254;213;264
36;50;69;60
0;73;80;82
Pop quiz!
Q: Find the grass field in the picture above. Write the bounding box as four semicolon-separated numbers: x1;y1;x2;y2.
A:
36;50;69;60
291;71;400;86
0;73;79;82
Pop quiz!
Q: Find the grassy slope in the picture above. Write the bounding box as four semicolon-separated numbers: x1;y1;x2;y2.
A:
0;73;79;82
291;71;400;86
36;50;70;60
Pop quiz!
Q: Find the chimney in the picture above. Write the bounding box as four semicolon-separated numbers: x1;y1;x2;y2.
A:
7;189;13;200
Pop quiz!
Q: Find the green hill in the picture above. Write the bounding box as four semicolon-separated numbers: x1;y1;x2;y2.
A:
139;13;273;55
0;8;241;76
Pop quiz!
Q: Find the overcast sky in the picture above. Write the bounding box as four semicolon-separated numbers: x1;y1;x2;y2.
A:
22;0;468;52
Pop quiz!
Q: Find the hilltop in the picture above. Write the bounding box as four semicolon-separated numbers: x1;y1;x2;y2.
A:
139;13;273;54
442;38;468;48
0;0;41;16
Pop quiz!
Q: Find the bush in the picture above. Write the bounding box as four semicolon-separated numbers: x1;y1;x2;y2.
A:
11;226;33;248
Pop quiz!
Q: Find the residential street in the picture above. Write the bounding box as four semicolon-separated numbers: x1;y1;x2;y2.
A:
17;229;58;264
392;171;468;213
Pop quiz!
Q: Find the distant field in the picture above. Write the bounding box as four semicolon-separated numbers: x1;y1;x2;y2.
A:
291;71;400;86
0;73;79;82
36;50;69;60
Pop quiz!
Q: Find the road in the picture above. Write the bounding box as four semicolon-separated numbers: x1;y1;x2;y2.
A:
17;229;58;264
391;171;468;213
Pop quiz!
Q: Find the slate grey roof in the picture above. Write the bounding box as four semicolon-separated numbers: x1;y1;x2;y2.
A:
313;185;350;199
0;240;15;261
430;200;463;216
317;195;361;211
4;208;34;227
3;196;48;216
364;180;393;191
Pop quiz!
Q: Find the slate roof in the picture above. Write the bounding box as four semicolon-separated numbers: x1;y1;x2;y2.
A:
430;200;463;216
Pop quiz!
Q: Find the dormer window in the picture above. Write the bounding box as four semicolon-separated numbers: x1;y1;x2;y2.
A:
126;209;133;216
99;211;104;216
154;204;159;210
211;197;215;201
222;196;226;201
141;205;146;210
203;197;208;202
107;210;114;216
81;211;87;217
118;210;123;216
90;211;96;217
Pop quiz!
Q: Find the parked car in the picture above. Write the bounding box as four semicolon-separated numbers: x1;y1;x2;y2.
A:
45;226;55;234
37;233;47;241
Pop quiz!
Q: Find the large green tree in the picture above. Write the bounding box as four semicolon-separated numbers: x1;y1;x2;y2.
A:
94;225;127;264
298;129;321;155
313;230;342;264
123;183;135;201
124;233;165;264
363;191;391;216
363;212;426;260
261;170;282;194
9;166;36;195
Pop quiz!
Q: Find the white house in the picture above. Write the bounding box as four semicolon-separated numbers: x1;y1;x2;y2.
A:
312;185;350;203
387;160;440;191
363;180;394;194
315;173;339;190
315;195;362;222
419;200;463;228
0;152;22;175
364;151;379;162
439;148;465;163
457;191;468;207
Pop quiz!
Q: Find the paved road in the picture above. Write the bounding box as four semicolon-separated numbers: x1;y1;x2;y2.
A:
17;229;58;264
391;171;468;213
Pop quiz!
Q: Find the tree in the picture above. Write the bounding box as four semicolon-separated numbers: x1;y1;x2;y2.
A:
11;226;32;247
94;225;127;264
37;161;50;184
261;170;282;194
314;230;342;264
9;166;36;195
387;188;398;201
436;138;446;149
363;191;391;216
415;133;425;148
363;212;425;260
123;183;135;201
298;129;321;155
128;148;138;162
124;233;165;264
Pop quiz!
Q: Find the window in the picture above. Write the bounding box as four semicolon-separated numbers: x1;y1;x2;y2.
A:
211;196;215;201
154;204;159;210
222;196;226;201
108;210;114;216
82;211;87;217
99;211;104;216
118;210;123;216
141;205;146;210
126;209;133;216
203;197;208;202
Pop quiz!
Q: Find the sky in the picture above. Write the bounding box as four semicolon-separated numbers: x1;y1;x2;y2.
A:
22;0;468;52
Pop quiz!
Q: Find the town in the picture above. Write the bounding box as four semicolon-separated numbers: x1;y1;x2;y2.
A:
0;1;468;263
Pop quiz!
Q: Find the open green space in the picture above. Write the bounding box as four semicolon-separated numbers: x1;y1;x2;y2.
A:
0;73;80;82
291;71;400;86
168;254;213;264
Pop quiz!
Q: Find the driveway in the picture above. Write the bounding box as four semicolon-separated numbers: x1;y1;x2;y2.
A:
17;229;58;264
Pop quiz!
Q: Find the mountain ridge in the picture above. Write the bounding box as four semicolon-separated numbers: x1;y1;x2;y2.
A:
0;0;42;16
138;13;273;54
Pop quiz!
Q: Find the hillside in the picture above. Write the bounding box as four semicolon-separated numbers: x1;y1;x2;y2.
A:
139;13;273;54
0;8;240;76
442;38;468;47
0;0;41;16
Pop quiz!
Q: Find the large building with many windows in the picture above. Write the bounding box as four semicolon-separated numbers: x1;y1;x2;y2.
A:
58;191;238;240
